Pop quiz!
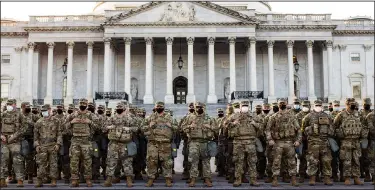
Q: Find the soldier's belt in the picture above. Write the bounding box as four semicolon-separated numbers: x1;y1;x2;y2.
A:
39;142;56;147
149;140;170;144
275;139;294;143
189;139;208;143
233;137;256;141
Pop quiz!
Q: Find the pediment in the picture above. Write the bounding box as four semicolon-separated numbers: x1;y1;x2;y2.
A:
104;1;258;26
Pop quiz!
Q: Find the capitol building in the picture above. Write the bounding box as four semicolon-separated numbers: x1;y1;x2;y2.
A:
1;1;374;110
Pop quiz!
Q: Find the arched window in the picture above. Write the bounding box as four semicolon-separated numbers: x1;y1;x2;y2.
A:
62;76;67;98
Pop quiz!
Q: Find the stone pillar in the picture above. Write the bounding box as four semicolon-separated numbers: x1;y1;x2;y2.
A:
249;37;257;91
326;40;337;102
164;37;174;104
363;45;373;102
65;41;75;105
267;40;276;103
44;42;55;105
286;40;295;104
26;42;35;103
143;37;154;104
186;37;196;103
124;37;132;103
110;43;115;91
306;40;317;101
207;37;217;104
86;41;94;101
14;47;23;103
229;37;236;101
103;38;111;92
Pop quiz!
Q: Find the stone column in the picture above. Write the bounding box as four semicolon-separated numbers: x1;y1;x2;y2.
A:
286;40;295;104
306;40;317;101
65;41;75;105
363;45;373;102
164;37;174;104
26;42;35;103
267;40;276;103
103;38;111;92
86;41;94;101
229;37;236;100
249;37;257;91
207;37;218;104
14;47;23;103
44;42;55;105
186;37;196;103
326;40;336;102
124;37;132;103
143;37;154;104
110;43;115;91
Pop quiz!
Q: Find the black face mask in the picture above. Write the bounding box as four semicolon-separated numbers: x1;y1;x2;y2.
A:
32;110;38;114
197;108;204;115
256;110;262;114
273;107;279;113
68;110;73;114
57;109;63;114
350;105;356;110
189;108;195;113
106;114;111;117
364;105;371;110
25;108;31;113
79;106;87;111
218;113;224;118
116;109;123;114
156;108;164;113
263;110;270;114
97;110;104;115
329;108;333;112
280;105;287;110
88;107;95;113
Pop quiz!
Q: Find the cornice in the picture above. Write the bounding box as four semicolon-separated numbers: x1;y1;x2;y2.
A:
1;32;28;37
257;25;337;30
105;22;254;27
332;30;375;36
24;26;103;32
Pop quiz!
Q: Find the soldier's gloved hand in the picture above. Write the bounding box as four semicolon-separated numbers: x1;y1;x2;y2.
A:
1;135;6;142
54;144;60;152
294;141;300;147
232;120;240;125
36;146;41;153
268;140;275;146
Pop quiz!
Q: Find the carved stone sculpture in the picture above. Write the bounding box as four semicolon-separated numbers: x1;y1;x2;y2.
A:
224;77;230;100
131;78;138;100
159;2;196;22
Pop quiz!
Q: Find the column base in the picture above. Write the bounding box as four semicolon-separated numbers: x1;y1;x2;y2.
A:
288;96;296;105
206;94;218;104
143;94;154;104
127;94;132;104
186;94;196;104
308;95;317;103
44;96;53;105
267;96;277;104
64;96;73;108
164;94;175;104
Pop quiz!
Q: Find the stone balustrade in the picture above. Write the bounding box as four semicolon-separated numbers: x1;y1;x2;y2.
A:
29;15;105;24
256;13;331;21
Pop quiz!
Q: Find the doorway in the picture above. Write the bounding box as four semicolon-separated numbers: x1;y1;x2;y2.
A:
173;76;188;104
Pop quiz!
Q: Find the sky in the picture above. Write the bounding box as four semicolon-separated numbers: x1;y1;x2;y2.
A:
1;1;374;21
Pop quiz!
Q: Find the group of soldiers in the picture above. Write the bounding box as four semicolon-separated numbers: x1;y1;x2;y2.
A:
0;96;374;188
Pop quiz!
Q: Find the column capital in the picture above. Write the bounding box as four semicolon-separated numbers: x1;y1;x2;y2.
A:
286;40;294;48
144;37;153;45
14;47;23;52
332;45;339;51
267;40;275;48
165;37;173;45
207;37;215;45
86;41;94;48
27;42;36;50
186;37;194;45
228;37;236;44
325;40;333;48
363;44;372;52
249;37;256;44
339;44;347;52
66;41;75;48
124;37;132;45
103;37;111;44
305;40;314;48
46;42;55;48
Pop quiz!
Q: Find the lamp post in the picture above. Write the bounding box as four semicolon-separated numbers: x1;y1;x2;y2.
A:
105;98;109;108
62;58;67;75
294;61;300;73
249;96;254;112
177;38;183;70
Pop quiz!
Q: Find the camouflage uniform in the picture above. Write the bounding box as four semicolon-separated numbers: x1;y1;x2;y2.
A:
254;104;267;179
34;104;63;187
359;98;372;181
365;110;375;184
179;103;195;180
60;104;74;184
301;100;333;185
52;104;65;182
65;98;99;187
142;101;176;187
266;98;302;187
0;99;27;187
330;100;343;182
101;107;112;180
228;101;261;187
103;103;138;187
215;108;226;177
183;102;217;187
264;102;278;183
223;103;237;183
333;98;367;185
137;108;147;176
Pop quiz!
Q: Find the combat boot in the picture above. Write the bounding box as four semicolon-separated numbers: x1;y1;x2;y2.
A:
228;175;234;183
298;174;305;183
145;179;154;187
271;176;278;187
344;176;351;185
34;178;43;188
0;178;7;187
165;177;173;187
364;173;371;182
372;177;375;185
324;176;333;186
28;175;33;184
204;178;213;187
242;174;249;183
17;179;24;187
353;176;363;185
265;176;272;183
233;177;241;187
51;178;57;187
103;176;112;187
71;179;79;187
282;174;290;183
182;172;189;180
309;176;316;186
112;177;120;183
188;178;196;187
127;176;133;187
86;178;93;187
250;177;260;187
9;176;17;184
291;175;299;187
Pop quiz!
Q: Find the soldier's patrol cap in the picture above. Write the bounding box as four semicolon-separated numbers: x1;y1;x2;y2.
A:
278;98;287;105
164;108;170;113
188;102;194;108
97;105;105;110
56;104;63;109
333;100;340;106
328;102;332;106
363;98;372;105
129;104;135;109
21;102;30;107
301;100;310;106
217;108;224;113
241;101;249;106
41;104;51;111
195;102;205;108
345;98;356;105
232;102;240;108
293;98;300;104
120;100;129;107
6;99;16;105
68;104;75;110
88;102;95;107
255;105;262;109
106;108;112;112
31;105;38;109
139;108;146;112
314;100;323;106
271;102;278;107
79;98;88;106
116;103;124;109
263;103;271;109
155;101;165;107
24;103;31;108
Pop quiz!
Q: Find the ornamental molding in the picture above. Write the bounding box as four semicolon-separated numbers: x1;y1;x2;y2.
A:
339;44;347;51
286;40;294;48
14;47;23;52
144;37;153;45
24;26;103;32
257;25;337;30
207;37;215;45
363;44;372;52
165;37;173;45
332;30;375;36
124;37;132;45
228;37;236;44
267;40;274;48
104;22;252;27
305;40;314;48
1;32;28;37
86;41;94;48
186;37;194;45
46;42;55;48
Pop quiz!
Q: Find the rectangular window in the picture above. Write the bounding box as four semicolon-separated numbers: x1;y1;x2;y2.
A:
350;53;360;62
1;54;10;64
1;83;9;99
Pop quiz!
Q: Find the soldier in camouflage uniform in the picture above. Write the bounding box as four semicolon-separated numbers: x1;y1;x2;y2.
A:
216;108;226;177
228;101;261;187
333;98;367;185
291;98;301;114
264;102;279;183
34;104;63;187
59;104;74;184
103;103;138;187
301;100;334;186
266;98;302;187
142;101;176;187
169;110;180;175
137;108;147;175
365;108;375;184
183;102;217;187
329;100;343;182
253;105;267;179
65;98;99;187
359;98;372;181
0;99;27;187
179;103;195;180
53;104;65;182
86;102;101;183
295;100;311;183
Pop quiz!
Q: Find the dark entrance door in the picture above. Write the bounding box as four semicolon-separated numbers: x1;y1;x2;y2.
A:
173;76;187;104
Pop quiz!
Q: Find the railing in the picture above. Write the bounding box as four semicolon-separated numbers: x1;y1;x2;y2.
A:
32;99;44;106
29;15;106;24
332;19;374;27
95;92;129;101
230;91;264;100
256;14;331;21
53;99;64;105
